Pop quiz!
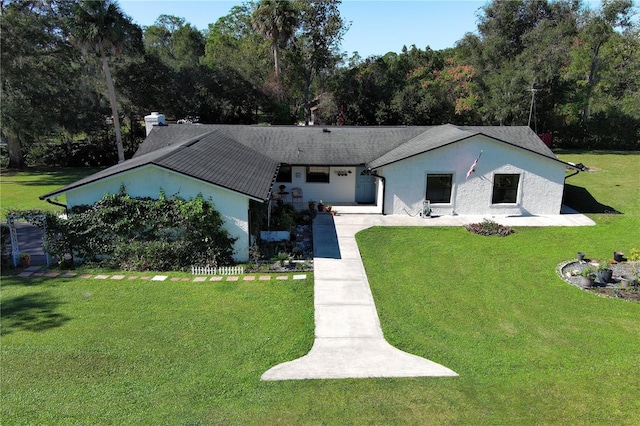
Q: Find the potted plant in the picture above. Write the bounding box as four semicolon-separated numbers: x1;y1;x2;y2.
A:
318;200;325;212
308;200;316;211
19;252;31;267
579;266;596;288
325;204;332;213
596;261;613;285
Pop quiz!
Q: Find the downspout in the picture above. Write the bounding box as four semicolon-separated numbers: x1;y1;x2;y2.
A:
565;169;581;180
43;198;68;210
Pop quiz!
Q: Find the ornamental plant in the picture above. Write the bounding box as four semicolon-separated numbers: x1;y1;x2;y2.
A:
44;189;236;271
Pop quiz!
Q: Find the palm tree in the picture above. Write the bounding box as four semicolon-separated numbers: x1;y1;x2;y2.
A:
70;0;140;163
251;0;298;98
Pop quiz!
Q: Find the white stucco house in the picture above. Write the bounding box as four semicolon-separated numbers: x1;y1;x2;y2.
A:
41;113;578;262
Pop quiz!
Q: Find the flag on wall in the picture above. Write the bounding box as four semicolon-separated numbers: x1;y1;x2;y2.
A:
466;150;483;180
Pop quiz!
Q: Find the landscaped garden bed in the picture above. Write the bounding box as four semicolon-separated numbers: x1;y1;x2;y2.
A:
558;254;639;302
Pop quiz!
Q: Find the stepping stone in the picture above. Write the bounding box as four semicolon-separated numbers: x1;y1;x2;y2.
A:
61;273;77;278
128;276;138;280
226;276;239;281
293;274;307;280
209;276;223;281
25;266;41;272
151;275;168;281
259;276;271;281
276;276;288;280
79;274;92;279
181;278;190;282
170;277;181;282
32;272;44;277
94;275;109;280
140;276;150;280
111;275;125;280
17;271;33;277
193;277;207;282
44;272;60;278
243;276;255;281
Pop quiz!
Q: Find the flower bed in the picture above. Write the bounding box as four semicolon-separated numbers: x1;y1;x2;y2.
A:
558;259;640;302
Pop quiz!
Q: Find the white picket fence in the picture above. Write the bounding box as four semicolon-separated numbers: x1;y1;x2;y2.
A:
191;265;245;275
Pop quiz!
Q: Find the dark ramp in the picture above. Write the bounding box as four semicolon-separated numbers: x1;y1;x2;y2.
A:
312;213;341;259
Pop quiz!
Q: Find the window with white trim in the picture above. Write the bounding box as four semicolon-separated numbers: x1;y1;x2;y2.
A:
492;174;520;204
426;174;453;203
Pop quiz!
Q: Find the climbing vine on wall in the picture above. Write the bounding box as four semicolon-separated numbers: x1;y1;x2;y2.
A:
45;189;236;271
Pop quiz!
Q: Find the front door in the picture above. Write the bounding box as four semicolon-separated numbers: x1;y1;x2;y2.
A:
355;166;377;204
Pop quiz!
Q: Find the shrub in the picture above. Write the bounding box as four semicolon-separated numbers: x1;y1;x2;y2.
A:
44;190;236;271
1;223;10;265
465;219;514;237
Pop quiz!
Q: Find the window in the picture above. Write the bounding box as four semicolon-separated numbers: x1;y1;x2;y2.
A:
426;174;453;203
492;174;520;204
276;164;292;182
306;166;330;183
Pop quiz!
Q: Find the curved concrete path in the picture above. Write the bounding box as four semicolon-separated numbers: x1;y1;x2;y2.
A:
261;213;458;380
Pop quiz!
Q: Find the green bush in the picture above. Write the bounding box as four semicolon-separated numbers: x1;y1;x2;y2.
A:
0;223;10;265
45;190;236;271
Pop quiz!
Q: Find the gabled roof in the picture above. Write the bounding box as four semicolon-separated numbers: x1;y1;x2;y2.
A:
40;129;280;201
41;123;567;203
136;124;432;165
368;124;561;168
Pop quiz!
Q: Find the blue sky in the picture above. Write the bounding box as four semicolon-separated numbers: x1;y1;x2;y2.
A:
118;0;487;58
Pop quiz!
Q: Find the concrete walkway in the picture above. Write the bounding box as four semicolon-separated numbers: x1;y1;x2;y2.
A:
261;213;459;381
261;209;594;381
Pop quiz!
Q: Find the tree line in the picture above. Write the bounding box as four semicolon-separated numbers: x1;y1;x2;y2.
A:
2;0;638;169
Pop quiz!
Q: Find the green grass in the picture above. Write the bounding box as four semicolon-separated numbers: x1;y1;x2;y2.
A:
2;154;640;424
0;167;102;215
1;276;316;424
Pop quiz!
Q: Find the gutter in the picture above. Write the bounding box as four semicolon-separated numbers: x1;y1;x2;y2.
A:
42;196;68;211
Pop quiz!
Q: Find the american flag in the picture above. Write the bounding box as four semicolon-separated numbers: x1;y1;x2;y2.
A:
466;151;483;180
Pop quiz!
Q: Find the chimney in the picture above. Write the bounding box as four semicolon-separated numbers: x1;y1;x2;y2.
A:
144;112;166;136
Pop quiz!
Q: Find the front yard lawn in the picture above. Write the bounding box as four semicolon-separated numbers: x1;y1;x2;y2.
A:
1;152;639;423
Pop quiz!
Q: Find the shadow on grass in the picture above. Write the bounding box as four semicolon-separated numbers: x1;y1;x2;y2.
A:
1;292;70;335
1;167;103;187
563;184;623;214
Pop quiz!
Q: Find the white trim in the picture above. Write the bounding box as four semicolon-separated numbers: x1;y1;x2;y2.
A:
424;171;456;206
489;172;522;206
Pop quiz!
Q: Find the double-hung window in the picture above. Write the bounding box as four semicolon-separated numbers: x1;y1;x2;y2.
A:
492;174;520;204
426;174;453;203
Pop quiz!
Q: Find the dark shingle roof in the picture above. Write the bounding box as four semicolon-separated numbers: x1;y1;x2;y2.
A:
368;124;560;168
41;124;565;202
41;128;279;201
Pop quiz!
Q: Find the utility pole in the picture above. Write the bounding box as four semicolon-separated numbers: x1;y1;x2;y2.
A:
528;87;539;134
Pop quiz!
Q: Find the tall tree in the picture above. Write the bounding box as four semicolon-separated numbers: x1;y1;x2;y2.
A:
70;0;142;163
570;0;634;121
144;15;205;71
1;0;95;168
292;0;348;124
251;0;298;98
